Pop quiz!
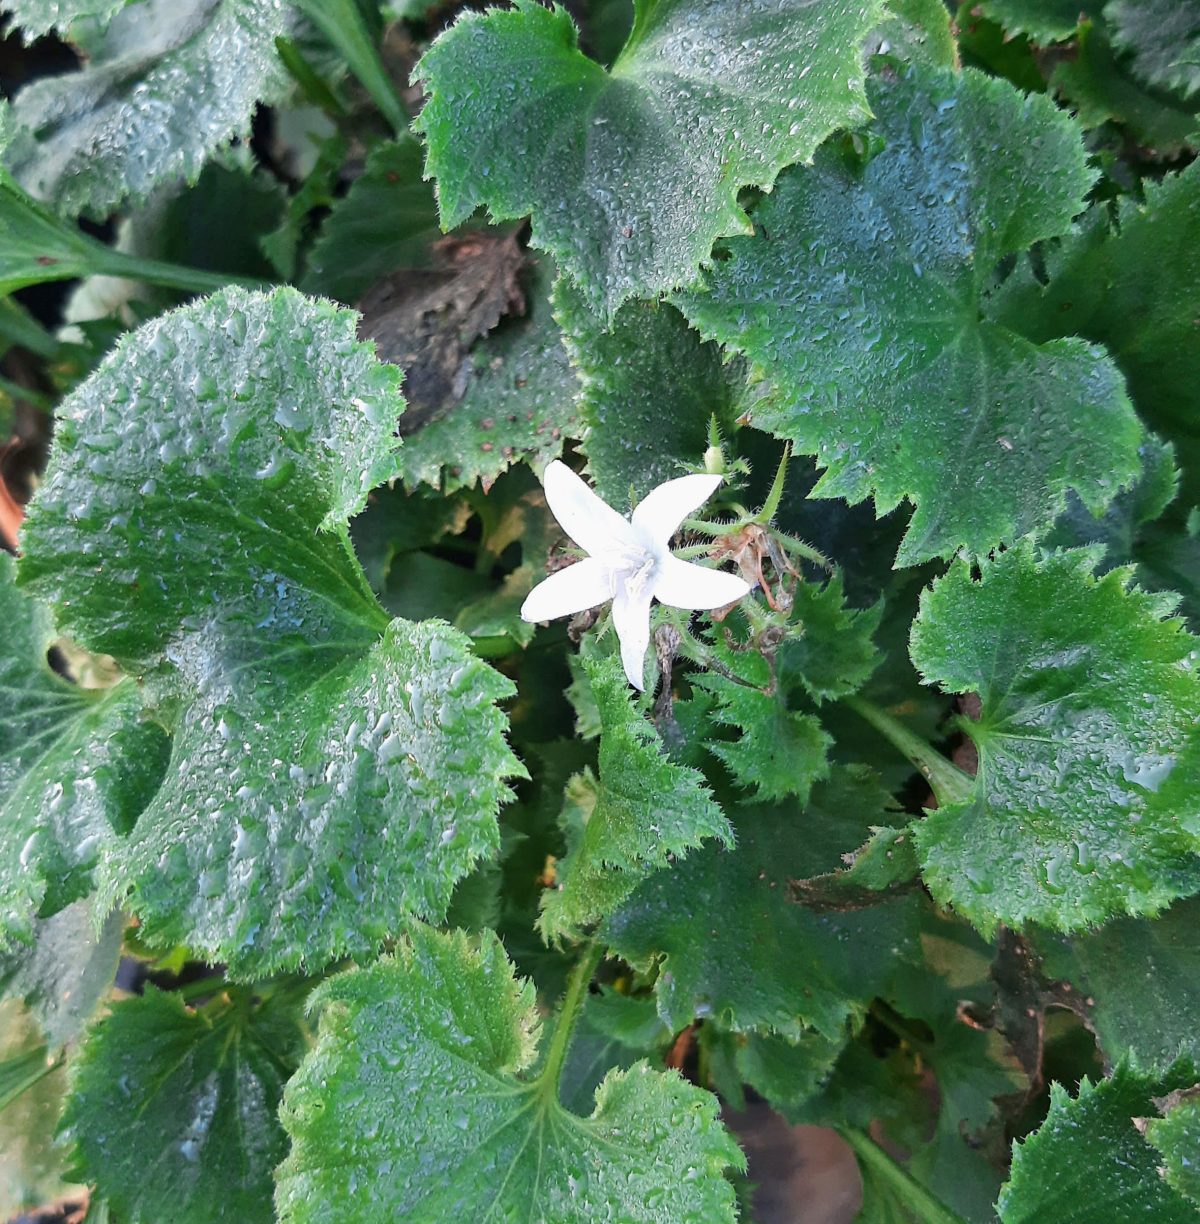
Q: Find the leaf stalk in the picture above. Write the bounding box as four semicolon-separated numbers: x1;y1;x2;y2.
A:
844;696;973;807
538;941;602;1100
839;1128;970;1224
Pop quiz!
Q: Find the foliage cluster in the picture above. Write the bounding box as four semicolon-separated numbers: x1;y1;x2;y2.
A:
0;0;1198;1220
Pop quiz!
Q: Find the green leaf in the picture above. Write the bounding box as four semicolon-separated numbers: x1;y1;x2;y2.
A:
1049;21;1200;153
0;149;251;298
276;925;743;1222
730;1028;847;1112
0;1042;55;1112
299;137;439;303
0;898;123;1050
677;64;1142;565
133;159;286;286
19;288;522;977
395;257;581;494
909;544;1200;935
539;654;731;941
978;0;1092;41
604;769;921;1039
1147;1091;1200;1208
1140;507;1200;628
1107;0;1200;98
61;984;307;1224
778;574;882;704
1045;435;1180;567
292;0;407;134
0;162;118;293
260;133;347;283
1037;896;1200;1073
695;673;831;804
0;553;168;947
998;1063;1199;1223
0;0;130;39
875;0;959;67
554;280;742;505
413;0;883;316
349;482;472;595
794;824;919;904
5;0;291;217
557;988;670;1115
994;162;1200;503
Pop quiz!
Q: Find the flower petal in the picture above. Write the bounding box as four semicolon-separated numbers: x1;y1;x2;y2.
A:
630;473;724;551
520;558;613;623
542;460;635;557
612;580;654;690
653;555;752;610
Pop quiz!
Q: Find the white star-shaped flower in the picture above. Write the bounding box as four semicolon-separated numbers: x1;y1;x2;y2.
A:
521;461;752;689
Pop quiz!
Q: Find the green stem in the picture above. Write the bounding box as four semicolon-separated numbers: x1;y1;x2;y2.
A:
771;529;831;571
0;297;60;358
0;1045;60;1112
175;974;229;1002
682;517;737;537
538;942;602;1100
94;248;261;296
844;696;973;807
294;0;408;135
0;373;53;412
275;35;348;119
840;1129;969;1224
755;441;789;524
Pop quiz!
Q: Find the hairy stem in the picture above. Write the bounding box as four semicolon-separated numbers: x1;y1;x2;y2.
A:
845;696;973;807
539;941;602;1100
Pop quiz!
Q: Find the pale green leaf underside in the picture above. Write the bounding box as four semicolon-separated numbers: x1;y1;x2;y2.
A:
0;554;167;948
998;1066;1199;1223
1;0;130;39
539;654;731;942
1107;0;1200;98
413;0;882;316
62;986;304;1224
554;279;743;505
677;64;1141;564
276;926;743;1223
604;770;922;1039
396;257;581;494
6;0;291;217
0;897;124;1050
19;289;522;976
910;545;1200;935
